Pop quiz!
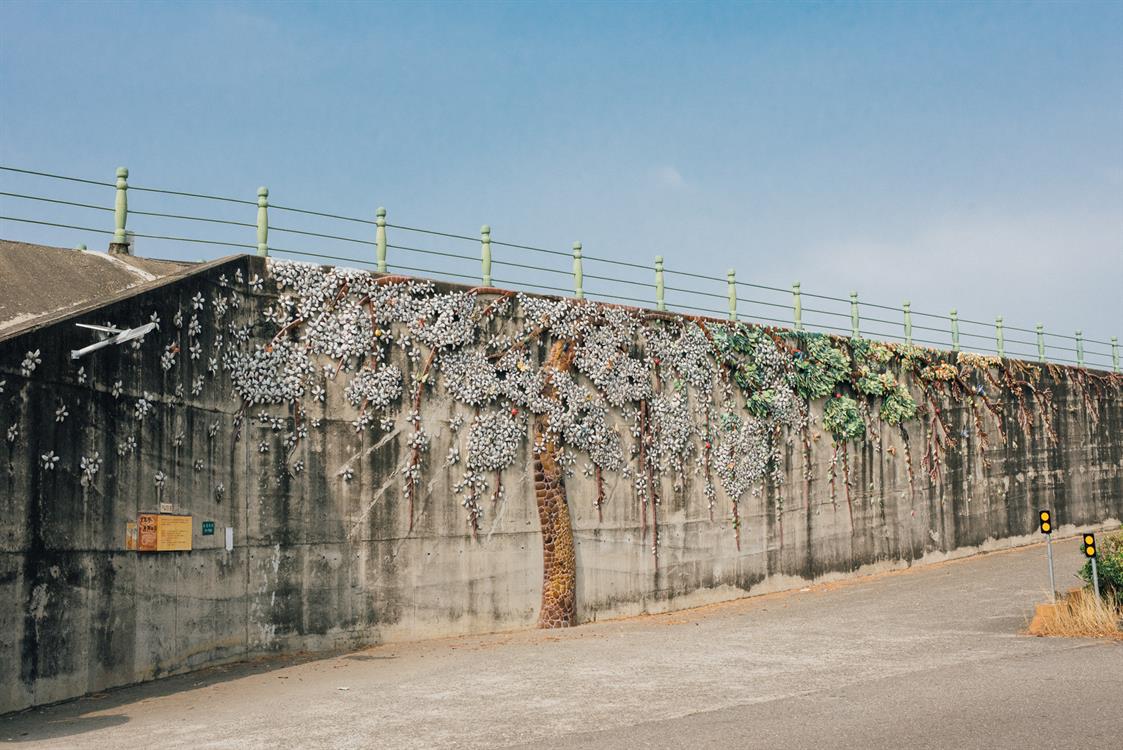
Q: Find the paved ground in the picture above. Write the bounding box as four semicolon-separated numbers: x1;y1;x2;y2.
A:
3;538;1119;749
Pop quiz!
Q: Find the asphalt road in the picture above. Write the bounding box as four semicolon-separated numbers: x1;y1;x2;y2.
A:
3;537;1119;749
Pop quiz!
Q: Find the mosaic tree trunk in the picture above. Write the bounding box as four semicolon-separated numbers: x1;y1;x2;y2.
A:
534;340;578;628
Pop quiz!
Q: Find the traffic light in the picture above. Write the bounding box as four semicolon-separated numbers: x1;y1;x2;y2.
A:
1038;509;1052;535
1083;534;1096;558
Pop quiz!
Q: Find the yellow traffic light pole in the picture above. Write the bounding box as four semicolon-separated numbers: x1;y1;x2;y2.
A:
1039;510;1056;603
1045;536;1056;604
1083;534;1100;603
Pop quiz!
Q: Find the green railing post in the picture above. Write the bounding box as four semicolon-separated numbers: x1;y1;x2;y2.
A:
1036;324;1045;363
792;281;802;331
1075;331;1084;366
655;255;665;311
375;207;387;272
727;269;737;321
573;241;584;299
480;224;492;287
1113;337;1119;373
256;186;269;257
110;166;129;254
849;292;860;338
995;316;1004;358
903;301;912;345
950;309;960;352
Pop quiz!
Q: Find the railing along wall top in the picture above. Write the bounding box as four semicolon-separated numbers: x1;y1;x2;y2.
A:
0;164;1118;372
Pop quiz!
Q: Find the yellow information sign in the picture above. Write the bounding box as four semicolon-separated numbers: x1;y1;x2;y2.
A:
125;521;138;551
135;513;192;552
156;515;193;551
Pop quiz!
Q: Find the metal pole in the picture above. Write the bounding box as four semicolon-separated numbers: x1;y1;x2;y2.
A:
655;256;665;311
375;207;387;272
256;186;269;257
996;316;1004;358
1091;556;1101;603
572;241;583;300
1075;331;1084;367
1046;534;1056;604
1036;324;1045;363
110;166;129;254
480;224;492;287
850;292;860;338
727;269;737;322
903;301;912;345
792;282;802;331
1113;337;1119;373
950;309;960;352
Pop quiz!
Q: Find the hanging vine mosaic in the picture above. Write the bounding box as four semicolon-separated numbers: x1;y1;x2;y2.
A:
4;256;1120;630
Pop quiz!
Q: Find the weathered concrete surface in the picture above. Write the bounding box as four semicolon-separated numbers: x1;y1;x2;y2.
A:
2;540;1118;749
0;240;192;336
1;252;1121;714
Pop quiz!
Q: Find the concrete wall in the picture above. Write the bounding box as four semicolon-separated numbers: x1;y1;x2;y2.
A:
2;254;1120;713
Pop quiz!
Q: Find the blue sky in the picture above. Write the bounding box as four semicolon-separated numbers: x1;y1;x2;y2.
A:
1;1;1120;363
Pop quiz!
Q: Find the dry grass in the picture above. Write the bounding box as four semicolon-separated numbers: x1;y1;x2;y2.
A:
1027;588;1123;639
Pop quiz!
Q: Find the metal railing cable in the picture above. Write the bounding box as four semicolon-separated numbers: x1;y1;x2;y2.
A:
737;296;796;313
0;191;113;212
493;277;574;295
663;283;802;315
580;253;651;271
0;166;113;187
863;314;909;327
664;284;726;302
801;305;853;320
0;215;258;252
389;222;479;244
133;210;255;228
130;233;255;250
858;299;916;314
271;246;363;264
2;163;1118;372
129;184;256;206
583;272;656;288
1;216;113;234
666;266;791;295
491;257;574;276
800;288;860;304
391;264;481;284
274;204;377;226
910;309;955;321
589;290;661;306
388;242;482;263
487;236;592;261
272;225;375;246
736;281;794;295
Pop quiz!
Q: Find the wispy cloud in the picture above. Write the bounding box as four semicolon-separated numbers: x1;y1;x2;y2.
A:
653;165;686;190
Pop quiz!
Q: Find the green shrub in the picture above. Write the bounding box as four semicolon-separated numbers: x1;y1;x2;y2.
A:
880;383;918;425
855;368;898;397
1080;530;1123;597
745;388;775;419
894;344;930;371
791;335;849;400
849;337;893;366
823;395;864;441
712;325;765;391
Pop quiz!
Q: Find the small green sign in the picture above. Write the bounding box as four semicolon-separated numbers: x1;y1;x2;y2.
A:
201;520;215;536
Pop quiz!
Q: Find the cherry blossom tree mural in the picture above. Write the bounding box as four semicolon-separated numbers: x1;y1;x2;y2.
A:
216;260;1115;628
